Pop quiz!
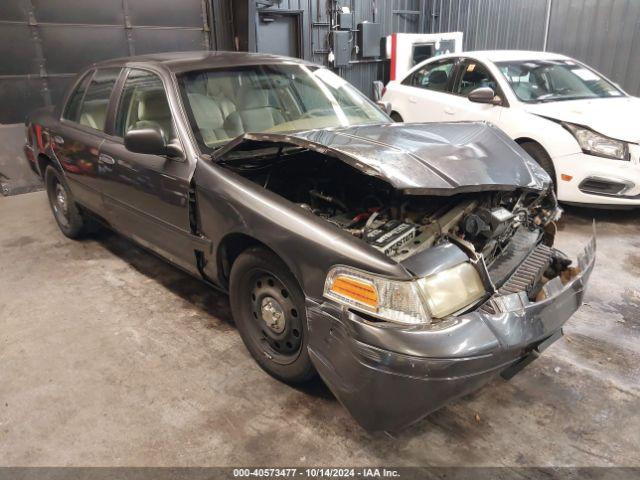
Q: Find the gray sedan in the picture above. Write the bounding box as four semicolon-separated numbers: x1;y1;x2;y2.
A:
24;52;595;431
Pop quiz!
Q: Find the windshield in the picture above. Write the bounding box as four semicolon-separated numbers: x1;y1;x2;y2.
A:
177;64;389;153
496;59;625;103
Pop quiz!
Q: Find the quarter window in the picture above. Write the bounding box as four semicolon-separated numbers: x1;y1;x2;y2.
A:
63;71;93;122
402;59;456;92
116;69;174;140
455;61;498;96
77;68;121;131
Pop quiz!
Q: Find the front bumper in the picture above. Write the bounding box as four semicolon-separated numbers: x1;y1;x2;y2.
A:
555;150;640;206
306;235;596;431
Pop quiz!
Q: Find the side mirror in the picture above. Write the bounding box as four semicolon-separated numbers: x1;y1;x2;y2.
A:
125;126;168;156
377;101;393;115
124;125;183;158
372;80;384;102
468;87;502;106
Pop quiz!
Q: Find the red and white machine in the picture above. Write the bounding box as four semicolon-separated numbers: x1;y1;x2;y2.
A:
385;32;463;81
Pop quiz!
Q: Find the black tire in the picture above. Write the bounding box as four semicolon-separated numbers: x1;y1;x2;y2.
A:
45;165;87;239
520;141;556;188
390;111;404;123
230;247;316;383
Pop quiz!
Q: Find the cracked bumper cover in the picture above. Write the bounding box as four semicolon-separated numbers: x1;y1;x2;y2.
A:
306;235;596;431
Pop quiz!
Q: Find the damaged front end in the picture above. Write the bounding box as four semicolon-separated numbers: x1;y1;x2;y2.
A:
215;122;595;431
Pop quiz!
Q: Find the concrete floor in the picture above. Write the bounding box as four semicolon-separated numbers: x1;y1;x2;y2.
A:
1;191;639;467
0;125;42;196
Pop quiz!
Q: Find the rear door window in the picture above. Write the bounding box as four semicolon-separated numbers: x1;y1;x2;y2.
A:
402;58;457;92
62;71;94;122
76;68;121;132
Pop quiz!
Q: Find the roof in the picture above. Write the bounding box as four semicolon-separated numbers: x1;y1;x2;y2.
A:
91;51;315;73
463;50;571;62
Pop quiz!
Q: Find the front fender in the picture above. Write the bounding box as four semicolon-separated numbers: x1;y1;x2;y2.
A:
193;160;409;298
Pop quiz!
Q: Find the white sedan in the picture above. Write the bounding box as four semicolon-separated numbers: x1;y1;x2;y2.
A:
381;50;640;207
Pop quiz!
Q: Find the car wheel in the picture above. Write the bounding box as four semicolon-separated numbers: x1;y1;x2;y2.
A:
520;141;556;189
230;247;316;383
45;166;87;238
390;112;404;123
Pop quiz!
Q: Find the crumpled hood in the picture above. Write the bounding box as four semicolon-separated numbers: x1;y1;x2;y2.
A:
525;97;640;143
220;122;549;195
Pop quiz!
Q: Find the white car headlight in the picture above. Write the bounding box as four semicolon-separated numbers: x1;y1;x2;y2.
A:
563;122;629;160
323;263;486;325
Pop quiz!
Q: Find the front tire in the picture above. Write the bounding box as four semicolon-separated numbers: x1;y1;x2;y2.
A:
230;247;316;383
45;165;87;239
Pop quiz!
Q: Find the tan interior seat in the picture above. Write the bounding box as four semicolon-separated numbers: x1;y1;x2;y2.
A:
187;92;230;145
134;90;173;139
79;100;108;130
224;87;285;137
206;77;237;118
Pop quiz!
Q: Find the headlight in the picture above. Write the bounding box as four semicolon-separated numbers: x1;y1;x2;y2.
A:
323;263;486;325
563;122;629;160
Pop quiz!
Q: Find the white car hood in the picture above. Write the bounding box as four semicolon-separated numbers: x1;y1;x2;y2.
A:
524;97;640;143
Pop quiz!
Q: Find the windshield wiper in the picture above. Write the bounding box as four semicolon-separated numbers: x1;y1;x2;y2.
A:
537;95;593;103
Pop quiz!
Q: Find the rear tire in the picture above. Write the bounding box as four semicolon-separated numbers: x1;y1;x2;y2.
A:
390;111;404;123
45;166;87;239
230;247;316;384
520;141;556;189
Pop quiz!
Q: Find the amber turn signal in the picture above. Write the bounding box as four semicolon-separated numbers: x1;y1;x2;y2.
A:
330;276;379;308
561;174;573;181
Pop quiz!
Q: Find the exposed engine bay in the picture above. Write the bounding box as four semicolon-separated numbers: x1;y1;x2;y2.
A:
222;146;575;302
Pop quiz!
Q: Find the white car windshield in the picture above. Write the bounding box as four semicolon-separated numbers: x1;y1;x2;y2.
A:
496;59;625;103
178;64;389;152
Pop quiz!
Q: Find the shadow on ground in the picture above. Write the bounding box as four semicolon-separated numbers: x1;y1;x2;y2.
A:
90;226;337;400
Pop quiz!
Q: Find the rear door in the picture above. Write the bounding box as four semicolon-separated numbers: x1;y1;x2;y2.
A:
53;68;121;213
98;67;199;273
391;57;460;122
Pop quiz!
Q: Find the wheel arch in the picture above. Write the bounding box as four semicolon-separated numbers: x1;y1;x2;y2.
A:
216;232;303;293
37;153;56;178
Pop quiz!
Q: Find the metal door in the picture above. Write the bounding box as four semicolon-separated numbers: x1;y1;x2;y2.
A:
257;12;301;58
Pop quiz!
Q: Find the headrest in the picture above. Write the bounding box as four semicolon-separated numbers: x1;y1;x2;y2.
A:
429;70;448;84
184;73;208;95
138;90;170;120
207;76;234;98
239;88;270;109
187;93;224;129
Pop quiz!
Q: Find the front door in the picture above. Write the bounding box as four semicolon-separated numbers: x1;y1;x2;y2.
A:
99;68;197;273
444;59;504;125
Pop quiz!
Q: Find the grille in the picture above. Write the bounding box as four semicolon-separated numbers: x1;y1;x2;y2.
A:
497;243;552;296
481;242;553;314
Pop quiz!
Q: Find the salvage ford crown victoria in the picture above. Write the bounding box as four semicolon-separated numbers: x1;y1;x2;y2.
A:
24;52;595;431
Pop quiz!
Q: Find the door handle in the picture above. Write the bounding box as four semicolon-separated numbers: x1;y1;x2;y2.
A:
408;97;418;104
444;107;456;115
99;154;115;165
53;135;64;145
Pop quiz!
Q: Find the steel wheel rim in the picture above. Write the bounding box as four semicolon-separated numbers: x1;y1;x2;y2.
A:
247;270;303;365
51;179;70;228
